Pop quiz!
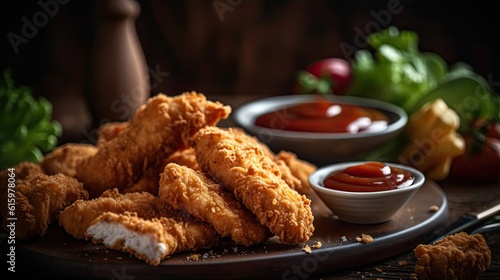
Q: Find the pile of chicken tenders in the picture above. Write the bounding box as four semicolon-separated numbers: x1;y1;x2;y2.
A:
1;92;317;266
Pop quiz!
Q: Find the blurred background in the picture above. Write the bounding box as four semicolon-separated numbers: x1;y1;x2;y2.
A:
1;0;499;142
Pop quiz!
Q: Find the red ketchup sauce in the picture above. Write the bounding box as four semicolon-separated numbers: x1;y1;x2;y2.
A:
254;97;389;133
323;162;415;192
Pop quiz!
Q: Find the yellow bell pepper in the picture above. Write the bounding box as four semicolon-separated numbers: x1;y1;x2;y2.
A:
399;98;465;180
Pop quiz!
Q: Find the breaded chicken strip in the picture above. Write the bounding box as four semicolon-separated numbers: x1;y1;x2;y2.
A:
75;92;231;198
122;165;161;195
86;211;218;266
122;147;201;195
190;127;314;244
159;163;271;246
40;143;98;177
230;128;316;195
414;232;491;280
59;189;177;239
96;121;129;146
163;147;201;171
1;170;88;240
0;162;43;182
1;162;44;234
275;150;317;195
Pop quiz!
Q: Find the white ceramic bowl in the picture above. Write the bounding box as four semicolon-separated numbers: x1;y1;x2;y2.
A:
308;161;425;224
233;95;407;167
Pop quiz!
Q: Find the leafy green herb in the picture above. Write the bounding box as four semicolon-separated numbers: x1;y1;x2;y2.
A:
346;26;499;161
345;27;449;111
0;69;62;169
295;71;334;95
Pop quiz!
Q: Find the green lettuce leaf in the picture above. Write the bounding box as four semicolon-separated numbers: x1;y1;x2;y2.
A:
0;69;62;169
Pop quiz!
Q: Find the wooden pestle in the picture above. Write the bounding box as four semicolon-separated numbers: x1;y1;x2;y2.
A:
88;0;149;123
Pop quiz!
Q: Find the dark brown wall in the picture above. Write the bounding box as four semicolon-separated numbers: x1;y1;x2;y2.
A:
1;0;499;95
1;0;498;141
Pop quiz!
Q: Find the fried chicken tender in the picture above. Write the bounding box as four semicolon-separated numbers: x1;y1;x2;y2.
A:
122;166;161;195
59;189;178;239
86;211;219;266
163;147;201;171
230;128;316;195
75;92;231;198
1;162;43;200
190;126;314;244
96;121;129;146
275;150;317;195
0;162;43;182
159;163;271;246
1;162;44;233
122;147;201;195
40;143;98;177
1;170;88;240
414;232;491;280
270;151;316;195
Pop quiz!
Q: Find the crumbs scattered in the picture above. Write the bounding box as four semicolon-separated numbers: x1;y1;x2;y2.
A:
303;241;323;254
341;235;347;242
356;234;374;244
428;205;440;212
312;241;322;249
303;245;312;254
202;249;221;259
186;254;201;261
399;260;409;266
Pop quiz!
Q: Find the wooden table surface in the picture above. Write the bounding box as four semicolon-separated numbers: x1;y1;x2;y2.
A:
213;94;500;279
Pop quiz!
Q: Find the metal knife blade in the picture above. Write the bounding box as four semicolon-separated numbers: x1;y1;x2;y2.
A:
428;203;500;243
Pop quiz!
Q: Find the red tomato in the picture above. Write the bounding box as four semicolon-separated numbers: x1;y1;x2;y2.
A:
450;123;500;183
294;58;352;95
306;58;352;94
486;122;500;138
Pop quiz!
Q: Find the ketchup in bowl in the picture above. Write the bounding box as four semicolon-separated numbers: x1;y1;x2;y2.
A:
254;97;389;133
323;162;414;192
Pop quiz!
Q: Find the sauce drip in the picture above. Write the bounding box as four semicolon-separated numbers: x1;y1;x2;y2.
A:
254;97;389;133
323;162;414;192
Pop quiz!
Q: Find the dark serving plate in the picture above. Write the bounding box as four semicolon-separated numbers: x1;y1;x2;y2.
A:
13;180;448;279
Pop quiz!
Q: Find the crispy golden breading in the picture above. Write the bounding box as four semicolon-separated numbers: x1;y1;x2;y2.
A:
122;166;161;195
190;126;314;244
40;143;98;177
159;163;271;246
96;121;129;146
414;232;491;280
229;128;316;195
1;172;88;239
59;189;179;239
1;162;44;231
3;93;325;265
275;150;317;195
75;92;231;198
0;161;44;181
86;211;219;266
1;161;44;198
164;147;201;171
122;147;201;195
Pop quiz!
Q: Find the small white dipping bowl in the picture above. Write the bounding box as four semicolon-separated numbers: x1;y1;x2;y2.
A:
233;95;407;167
308;161;425;224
